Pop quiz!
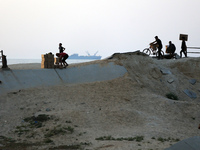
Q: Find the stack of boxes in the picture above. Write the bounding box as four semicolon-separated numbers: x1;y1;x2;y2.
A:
41;53;54;69
54;57;59;65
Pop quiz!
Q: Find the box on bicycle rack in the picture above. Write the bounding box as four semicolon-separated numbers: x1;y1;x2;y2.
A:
150;43;158;51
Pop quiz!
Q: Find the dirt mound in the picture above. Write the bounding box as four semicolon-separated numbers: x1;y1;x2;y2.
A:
0;53;200;150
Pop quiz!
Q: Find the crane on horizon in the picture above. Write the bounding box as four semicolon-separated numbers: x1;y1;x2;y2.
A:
94;51;98;56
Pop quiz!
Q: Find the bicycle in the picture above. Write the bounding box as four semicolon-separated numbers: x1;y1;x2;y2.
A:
143;43;164;57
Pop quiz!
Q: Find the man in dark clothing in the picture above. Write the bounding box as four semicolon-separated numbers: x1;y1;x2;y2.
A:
152;36;163;59
180;37;187;58
59;43;65;53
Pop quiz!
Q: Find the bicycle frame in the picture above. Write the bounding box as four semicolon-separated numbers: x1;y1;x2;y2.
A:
143;44;164;56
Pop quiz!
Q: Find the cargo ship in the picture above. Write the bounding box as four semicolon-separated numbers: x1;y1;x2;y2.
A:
68;51;101;60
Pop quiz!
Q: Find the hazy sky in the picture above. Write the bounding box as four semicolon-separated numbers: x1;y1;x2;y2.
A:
0;0;200;59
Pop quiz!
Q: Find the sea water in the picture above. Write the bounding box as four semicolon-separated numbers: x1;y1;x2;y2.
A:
7;59;98;65
5;53;200;65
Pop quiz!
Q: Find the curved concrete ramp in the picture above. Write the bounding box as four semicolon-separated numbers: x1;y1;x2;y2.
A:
0;62;127;95
165;136;200;150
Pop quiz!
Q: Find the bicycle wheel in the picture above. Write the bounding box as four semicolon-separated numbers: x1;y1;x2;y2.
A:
156;50;164;58
143;48;151;55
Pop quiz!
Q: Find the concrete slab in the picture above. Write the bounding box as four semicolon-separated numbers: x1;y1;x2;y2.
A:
167;78;174;84
0;62;127;95
0;69;61;95
165;136;200;150
160;68;172;75
55;62;127;84
183;89;197;99
189;79;196;85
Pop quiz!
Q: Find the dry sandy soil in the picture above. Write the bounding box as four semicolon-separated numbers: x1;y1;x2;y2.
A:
0;52;200;150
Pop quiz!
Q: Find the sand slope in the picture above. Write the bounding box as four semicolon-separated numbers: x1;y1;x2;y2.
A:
0;52;200;150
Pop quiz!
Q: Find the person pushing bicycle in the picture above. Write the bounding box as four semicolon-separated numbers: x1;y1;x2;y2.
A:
151;36;163;59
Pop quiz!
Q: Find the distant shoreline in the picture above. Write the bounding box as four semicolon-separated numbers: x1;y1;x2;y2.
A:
7;58;98;65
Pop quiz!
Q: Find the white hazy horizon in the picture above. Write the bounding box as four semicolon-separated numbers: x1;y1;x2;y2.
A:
0;0;200;59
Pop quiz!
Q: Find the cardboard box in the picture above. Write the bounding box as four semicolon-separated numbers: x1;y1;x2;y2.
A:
47;54;54;59
41;57;47;62
41;63;48;68
54;58;59;64
48;64;54;68
179;34;188;41
41;53;55;68
41;54;48;59
47;59;54;64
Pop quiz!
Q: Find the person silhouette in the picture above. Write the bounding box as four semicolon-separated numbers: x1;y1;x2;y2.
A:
180;37;187;58
166;41;176;58
59;43;65;53
56;52;69;68
151;36;163;59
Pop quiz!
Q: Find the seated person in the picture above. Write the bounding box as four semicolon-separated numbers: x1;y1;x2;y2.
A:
166;41;176;58
56;52;69;67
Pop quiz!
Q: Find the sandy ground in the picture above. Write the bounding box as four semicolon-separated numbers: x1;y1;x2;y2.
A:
0;52;200;150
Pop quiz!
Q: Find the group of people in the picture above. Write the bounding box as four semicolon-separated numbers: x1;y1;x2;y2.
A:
56;43;69;68
151;36;187;59
57;37;187;65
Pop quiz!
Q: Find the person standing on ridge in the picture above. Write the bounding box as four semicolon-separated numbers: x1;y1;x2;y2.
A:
59;43;65;53
180;37;187;58
151;36;163;59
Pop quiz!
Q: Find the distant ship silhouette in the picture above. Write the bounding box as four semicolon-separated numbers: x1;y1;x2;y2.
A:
68;51;101;60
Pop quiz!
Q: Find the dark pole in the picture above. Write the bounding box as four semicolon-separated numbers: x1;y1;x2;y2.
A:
0;50;3;66
1;50;8;68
